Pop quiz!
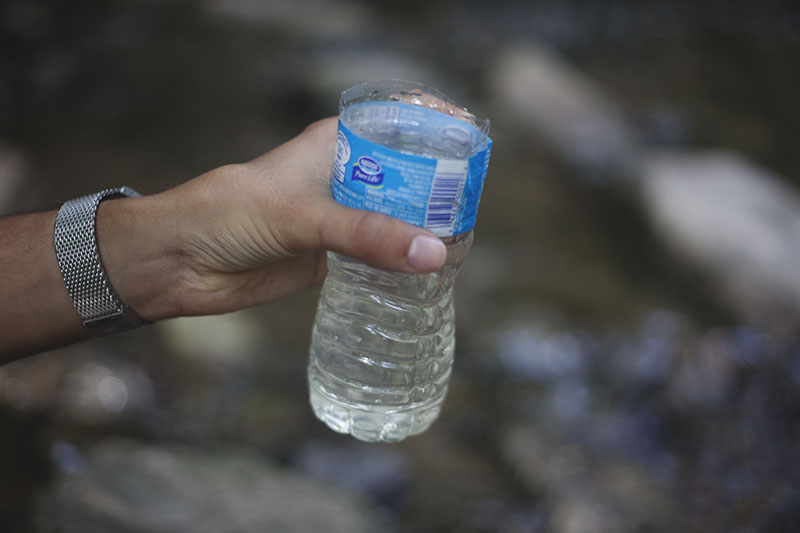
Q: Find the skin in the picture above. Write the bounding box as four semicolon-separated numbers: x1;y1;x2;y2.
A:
0;118;447;362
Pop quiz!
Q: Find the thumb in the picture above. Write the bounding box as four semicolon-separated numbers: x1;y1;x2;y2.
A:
315;205;447;273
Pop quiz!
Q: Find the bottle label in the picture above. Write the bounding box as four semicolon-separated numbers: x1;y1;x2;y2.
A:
331;103;492;237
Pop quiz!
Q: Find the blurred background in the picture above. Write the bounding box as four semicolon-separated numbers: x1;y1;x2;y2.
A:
2;0;800;531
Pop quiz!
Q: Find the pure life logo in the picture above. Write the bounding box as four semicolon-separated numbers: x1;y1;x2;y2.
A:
351;156;384;187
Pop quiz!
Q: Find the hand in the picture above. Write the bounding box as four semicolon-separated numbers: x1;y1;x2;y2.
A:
2;117;448;359
100;117;448;320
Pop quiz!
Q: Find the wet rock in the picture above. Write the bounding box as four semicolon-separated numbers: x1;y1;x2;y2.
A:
489;43;637;172
551;494;629;533
293;440;409;499
547;379;592;424
398;431;532;532
639;150;800;328
603;310;684;387
37;439;376;533
494;322;590;382
502;426;674;533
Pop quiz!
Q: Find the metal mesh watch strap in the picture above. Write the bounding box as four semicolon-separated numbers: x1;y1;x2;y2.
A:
54;186;150;336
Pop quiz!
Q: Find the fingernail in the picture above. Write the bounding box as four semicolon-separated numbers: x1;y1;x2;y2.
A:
407;234;446;271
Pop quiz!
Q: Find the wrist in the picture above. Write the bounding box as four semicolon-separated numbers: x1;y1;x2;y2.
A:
95;192;185;322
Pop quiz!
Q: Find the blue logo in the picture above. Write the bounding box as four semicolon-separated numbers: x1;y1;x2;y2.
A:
351;156;384;186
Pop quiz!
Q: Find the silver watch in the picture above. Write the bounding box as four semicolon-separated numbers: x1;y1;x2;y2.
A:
54;187;150;336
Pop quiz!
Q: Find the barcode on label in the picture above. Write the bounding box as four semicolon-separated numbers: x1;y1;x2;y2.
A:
425;159;469;236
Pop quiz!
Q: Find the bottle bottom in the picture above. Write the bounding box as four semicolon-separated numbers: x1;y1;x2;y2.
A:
309;383;446;443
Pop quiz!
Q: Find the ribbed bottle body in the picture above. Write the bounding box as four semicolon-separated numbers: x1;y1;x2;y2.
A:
308;232;472;442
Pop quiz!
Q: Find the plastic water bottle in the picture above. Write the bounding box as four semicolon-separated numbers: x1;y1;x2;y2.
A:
308;80;492;442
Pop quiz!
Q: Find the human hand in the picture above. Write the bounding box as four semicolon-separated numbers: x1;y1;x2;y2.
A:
99;118;447;320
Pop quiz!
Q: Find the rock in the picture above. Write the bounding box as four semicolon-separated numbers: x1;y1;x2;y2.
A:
493;322;589;382
205;1;443;102
489;43;637;172
293;440;409;498
501;426;674;533
0;347;154;421
204;0;372;37
551;494;628;533
305;49;442;104
667;327;760;412
57;358;155;425
639;150;800;327
37;439;376;533
603;310;684;387
157;311;265;365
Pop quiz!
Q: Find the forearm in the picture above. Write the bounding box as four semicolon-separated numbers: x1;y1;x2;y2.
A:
0;166;277;362
0;194;184;362
0;210;88;360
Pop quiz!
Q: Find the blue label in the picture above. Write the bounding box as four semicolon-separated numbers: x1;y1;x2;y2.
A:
331;102;492;237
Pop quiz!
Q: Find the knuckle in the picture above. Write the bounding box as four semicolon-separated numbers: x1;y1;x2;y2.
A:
351;211;391;262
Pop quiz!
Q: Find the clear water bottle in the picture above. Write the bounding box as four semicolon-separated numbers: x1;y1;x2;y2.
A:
308;80;491;442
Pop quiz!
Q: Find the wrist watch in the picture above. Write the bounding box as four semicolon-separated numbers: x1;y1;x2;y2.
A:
54;187;151;336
